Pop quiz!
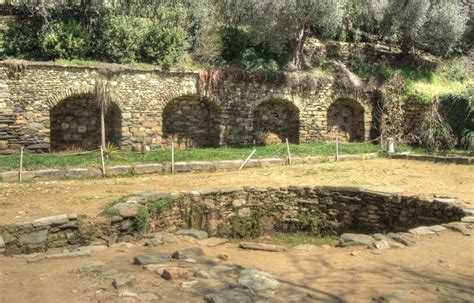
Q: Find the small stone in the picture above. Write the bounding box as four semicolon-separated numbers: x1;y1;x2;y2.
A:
388;233;416;246
237;268;279;290
409;226;435;236
428;225;447;233
181;280;197;288
293;244;317;252
350;250;361;256
119;290;138;297
374;240;390;250
217;254;228;261
372;233;389;242
339;233;375;247
433;198;456;205
239;242;287;252
144;238;164;246
111;203;139;218
200;257;221;266
171;251;188;260
183;247;204;257
198;237;228;247
162;235;179;243
204;290;253;303
461;217;474;223
112;274;137;289
442;223;471;236
175;229;209;240
161;267;190;280
462;208;474;216
133;253;169;265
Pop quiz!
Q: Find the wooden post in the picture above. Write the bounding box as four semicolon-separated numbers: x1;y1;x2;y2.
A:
379;135;384;153
18;146;24;182
239;149;257;171
335;137;339;162
100;145;106;178
286;138;292;165
171;142;175;174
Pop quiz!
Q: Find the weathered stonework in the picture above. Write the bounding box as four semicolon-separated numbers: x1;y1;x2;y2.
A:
0;62;377;153
0;185;467;255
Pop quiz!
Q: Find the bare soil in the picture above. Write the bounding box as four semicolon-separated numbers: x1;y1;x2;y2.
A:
0;158;473;224
0;231;472;303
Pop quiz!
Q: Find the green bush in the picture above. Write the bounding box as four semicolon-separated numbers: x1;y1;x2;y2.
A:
442;59;470;82
135;206;150;233
440;94;473;149
140;24;187;68
40;21;88;60
92;16;150;63
219;25;251;62
4;19;40;58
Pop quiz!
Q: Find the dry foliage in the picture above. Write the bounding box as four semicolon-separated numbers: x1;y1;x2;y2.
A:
3;59;28;79
197;69;323;99
93;79;112;112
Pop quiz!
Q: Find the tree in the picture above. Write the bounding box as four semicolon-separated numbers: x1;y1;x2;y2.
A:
382;0;468;56
237;0;347;68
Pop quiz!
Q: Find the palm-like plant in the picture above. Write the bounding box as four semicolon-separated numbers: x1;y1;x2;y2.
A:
93;79;112;149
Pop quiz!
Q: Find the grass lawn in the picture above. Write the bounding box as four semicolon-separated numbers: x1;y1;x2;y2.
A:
0;141;380;172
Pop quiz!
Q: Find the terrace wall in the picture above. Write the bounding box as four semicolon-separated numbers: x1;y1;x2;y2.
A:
0;62;377;153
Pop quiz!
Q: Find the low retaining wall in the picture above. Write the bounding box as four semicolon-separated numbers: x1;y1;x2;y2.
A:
390;153;473;164
1;185;467;256
0;153;378;182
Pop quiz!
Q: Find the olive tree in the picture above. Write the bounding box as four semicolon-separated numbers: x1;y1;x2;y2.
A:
383;0;468;56
241;0;347;68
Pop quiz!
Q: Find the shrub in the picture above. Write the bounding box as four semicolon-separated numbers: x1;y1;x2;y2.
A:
415;105;455;151
92;16;150;63
40;21;88;60
4;19;41;58
135;206;150;233
140;24;187;68
440;94;473;149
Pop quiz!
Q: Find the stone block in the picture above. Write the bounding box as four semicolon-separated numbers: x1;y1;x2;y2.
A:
189;161;213;171
0;171;19;182
133;164;162;174
107;165;133;175
174;162;191;172
19;230;48;245
35;169;64;179
215;160;242;170
32;214;69;227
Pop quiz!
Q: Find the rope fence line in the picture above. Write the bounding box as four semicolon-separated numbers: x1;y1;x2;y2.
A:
6;138;387;181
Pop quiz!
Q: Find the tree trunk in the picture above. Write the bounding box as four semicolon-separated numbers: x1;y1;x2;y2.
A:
100;108;106;149
292;26;306;69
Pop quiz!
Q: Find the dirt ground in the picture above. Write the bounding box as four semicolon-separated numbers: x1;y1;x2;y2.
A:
0;158;473;224
0;231;472;303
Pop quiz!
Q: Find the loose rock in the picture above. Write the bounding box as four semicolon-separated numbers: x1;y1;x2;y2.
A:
133;253;169;265
409;226;435;236
339;233;375;247
112;274;137;289
204;290;253;303
238;242;287;252
237;268;280;290
161;267;190;280
175;229;209;240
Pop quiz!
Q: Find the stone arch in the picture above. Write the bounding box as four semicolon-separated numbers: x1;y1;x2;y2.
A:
253;99;300;145
162;95;220;148
50;93;122;151
326;98;365;142
46;84;125;112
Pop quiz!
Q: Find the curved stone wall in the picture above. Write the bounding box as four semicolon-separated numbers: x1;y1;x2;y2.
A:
1;185;465;255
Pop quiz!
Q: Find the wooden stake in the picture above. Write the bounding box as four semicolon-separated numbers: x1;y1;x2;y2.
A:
18;146;24;182
100;145;106;177
335;137;339;162
286;138;292;165
171;142;175;174
239;149;257;171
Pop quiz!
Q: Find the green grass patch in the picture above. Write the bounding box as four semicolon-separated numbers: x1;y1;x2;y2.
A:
147;197;173;217
134;206;150;233
0;141;379;172
229;232;338;247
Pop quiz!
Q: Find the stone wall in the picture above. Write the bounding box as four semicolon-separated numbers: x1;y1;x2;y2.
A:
0;185;465;255
0;62;376;153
